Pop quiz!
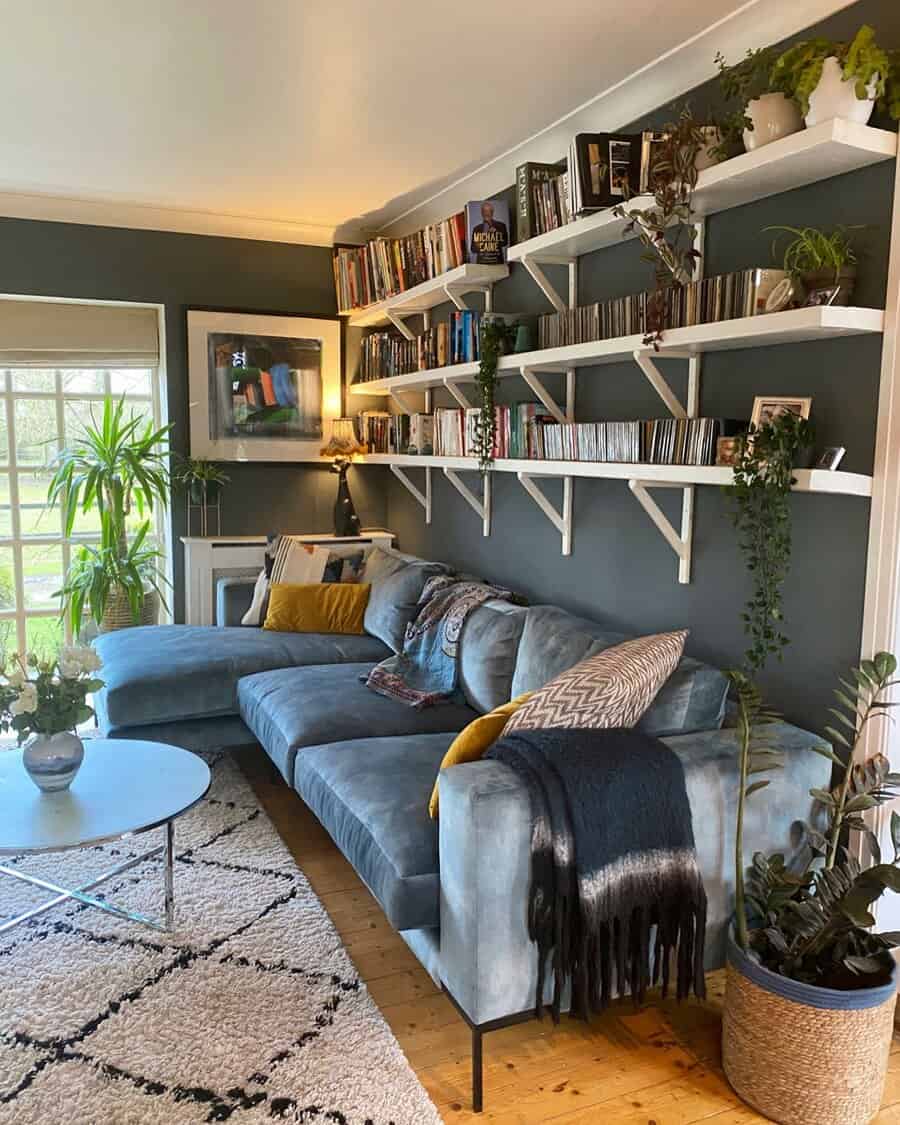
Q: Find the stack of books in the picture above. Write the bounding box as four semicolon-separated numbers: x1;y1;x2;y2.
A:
333;213;467;311
355;312;483;385
357;331;418;382
356;411;392;453
537;417;743;465
515;162;572;242
538;268;775;349
390;413;434;455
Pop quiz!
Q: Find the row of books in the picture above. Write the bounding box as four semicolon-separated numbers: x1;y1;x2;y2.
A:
358;410;745;466
537;268;775;349
538;417;744;465
333;212;467;311
515;163;572;241
355;311;484;383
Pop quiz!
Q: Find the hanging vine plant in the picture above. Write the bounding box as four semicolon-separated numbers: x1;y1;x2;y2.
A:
475;318;516;472
729;410;815;674
612;106;706;348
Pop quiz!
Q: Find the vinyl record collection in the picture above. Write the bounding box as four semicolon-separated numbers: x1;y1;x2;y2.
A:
537;268;774;349
537;417;743;464
333;211;467;311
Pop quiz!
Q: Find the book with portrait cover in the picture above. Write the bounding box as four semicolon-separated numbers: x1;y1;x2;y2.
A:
466;199;510;265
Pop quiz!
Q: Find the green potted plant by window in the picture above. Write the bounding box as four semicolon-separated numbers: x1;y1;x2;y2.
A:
47;397;173;636
715;47;802;154
771;25;900;129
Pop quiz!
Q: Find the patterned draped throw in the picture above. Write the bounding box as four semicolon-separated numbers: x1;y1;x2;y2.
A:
488;727;707;1019
365;575;512;708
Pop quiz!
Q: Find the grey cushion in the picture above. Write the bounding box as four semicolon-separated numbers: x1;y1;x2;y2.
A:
237;662;476;782
637;656;728;737
363;556;447;652
458;601;527;713
93;625;392;730
510;605;626;698
104;714;258;754
293;733;453;931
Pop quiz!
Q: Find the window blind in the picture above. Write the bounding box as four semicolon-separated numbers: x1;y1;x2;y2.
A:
0;300;159;368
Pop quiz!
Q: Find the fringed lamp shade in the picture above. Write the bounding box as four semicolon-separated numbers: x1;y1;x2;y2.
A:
321;419;364;537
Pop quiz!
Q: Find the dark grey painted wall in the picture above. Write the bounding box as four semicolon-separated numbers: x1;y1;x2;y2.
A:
385;0;900;732
0;219;389;620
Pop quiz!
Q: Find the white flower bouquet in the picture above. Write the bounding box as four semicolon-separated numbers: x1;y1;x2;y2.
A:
0;645;104;742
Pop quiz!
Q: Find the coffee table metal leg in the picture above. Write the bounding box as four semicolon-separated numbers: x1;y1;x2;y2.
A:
164;820;175;929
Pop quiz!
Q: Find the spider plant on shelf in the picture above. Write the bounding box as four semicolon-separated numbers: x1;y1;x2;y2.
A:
767;224;859;305
175;457;230;506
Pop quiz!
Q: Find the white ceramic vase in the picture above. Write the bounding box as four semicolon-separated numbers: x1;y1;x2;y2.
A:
742;93;803;152
22;731;85;792
805;56;876;127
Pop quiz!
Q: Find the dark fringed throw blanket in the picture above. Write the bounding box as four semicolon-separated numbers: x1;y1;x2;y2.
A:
487;727;707;1020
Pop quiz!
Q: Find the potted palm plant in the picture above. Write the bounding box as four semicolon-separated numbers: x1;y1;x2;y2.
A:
48;397;173;636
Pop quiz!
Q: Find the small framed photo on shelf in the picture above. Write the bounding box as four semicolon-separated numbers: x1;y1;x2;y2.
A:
716;436;739;467
816;446;846;471
805;285;842;308
750;396;812;429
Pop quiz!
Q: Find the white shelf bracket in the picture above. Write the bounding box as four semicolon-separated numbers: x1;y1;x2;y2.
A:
443;378;474;410
390;388;419;415
521;254;569;314
628;479;693;583
519;366;570;424
518;473;573;556
385;310;416;341
632;349;700;419
443;467;491;537
390;465;432;525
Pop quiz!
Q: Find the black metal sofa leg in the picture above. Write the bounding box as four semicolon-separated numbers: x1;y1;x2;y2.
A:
472;1027;483;1113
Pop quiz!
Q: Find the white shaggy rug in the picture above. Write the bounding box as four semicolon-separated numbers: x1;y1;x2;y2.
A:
0;751;443;1125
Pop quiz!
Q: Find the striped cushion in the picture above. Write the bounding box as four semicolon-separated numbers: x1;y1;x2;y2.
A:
503;630;687;734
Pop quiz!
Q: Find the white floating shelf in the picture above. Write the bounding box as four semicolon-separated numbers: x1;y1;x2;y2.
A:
341;263;509;328
349;305;884;396
508;120;897;266
357;454;872;498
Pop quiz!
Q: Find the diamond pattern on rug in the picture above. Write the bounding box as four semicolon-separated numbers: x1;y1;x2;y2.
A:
0;754;442;1125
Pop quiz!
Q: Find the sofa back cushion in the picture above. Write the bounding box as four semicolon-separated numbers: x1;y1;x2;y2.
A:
362;547;449;652
458;600;527;713
510;604;728;737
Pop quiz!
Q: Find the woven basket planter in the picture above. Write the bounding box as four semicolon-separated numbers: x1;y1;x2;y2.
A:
98;587;159;633
723;931;897;1124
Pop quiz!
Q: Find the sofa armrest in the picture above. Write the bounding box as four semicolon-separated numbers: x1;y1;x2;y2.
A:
216;576;257;627
438;722;831;1026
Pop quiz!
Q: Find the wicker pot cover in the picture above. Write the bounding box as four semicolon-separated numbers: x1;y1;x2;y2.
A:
98;587;159;633
723;931;897;1125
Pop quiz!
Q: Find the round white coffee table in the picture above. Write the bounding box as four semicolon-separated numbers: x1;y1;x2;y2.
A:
0;739;210;935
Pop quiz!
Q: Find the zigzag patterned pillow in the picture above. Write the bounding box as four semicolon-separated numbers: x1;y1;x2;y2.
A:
503;630;688;734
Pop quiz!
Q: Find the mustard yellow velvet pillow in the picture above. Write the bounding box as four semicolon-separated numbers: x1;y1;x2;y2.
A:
428;692;533;818
263;583;370;635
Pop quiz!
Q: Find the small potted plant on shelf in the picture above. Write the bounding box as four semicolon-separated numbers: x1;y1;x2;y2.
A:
771;25;900;129
767;224;859;306
724;657;900;1125
48;397;172;637
715;47;802;154
0;644;104;793
176;457;230;507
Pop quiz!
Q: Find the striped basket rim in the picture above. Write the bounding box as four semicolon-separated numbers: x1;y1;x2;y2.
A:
727;929;897;1011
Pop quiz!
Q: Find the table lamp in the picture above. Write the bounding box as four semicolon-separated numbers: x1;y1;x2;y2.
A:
321;418;365;536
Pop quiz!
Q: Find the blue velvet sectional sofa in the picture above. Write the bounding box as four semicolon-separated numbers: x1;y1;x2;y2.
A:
94;546;828;1111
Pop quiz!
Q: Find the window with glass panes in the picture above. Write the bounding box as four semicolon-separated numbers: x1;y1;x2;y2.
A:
0;368;162;653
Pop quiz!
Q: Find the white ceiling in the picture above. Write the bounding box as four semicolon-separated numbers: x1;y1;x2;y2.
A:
0;0;846;244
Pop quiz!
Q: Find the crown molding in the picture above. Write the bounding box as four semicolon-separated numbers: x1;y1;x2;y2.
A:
361;0;856;238
0;189;338;247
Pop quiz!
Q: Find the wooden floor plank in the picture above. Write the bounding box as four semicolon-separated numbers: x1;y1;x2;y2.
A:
241;755;900;1124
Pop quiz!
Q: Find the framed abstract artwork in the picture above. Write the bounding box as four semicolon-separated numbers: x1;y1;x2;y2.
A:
187;310;342;462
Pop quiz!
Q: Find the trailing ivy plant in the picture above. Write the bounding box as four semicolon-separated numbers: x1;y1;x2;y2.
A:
474;318;516;472
729;410;815;674
771;25;898;119
612;106;705;348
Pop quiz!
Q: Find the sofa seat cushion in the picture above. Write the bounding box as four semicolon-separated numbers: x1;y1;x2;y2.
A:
237;663;477;782
293;733;454;931
93;625;392;731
